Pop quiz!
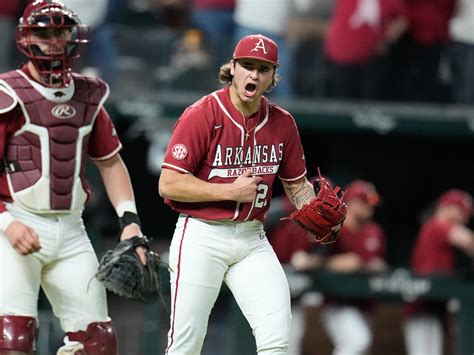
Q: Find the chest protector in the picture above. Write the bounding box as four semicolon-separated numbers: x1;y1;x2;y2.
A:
0;70;108;213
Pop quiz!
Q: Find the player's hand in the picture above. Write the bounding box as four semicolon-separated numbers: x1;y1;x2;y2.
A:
326;252;363;272
120;223;147;266
291;251;324;272
5;221;41;255
231;170;263;202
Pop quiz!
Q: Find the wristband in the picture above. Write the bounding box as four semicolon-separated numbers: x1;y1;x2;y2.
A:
119;211;141;230
115;200;138;218
0;211;15;233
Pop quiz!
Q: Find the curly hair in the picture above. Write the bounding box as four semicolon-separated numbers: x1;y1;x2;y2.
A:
218;61;280;92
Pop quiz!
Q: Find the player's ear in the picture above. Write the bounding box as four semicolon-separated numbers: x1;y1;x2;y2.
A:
230;59;236;76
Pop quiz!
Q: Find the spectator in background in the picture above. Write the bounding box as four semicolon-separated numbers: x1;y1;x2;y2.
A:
385;0;456;103
318;179;387;355
287;0;335;97
265;192;320;355
323;0;408;100
191;0;236;70
272;178;387;355
449;0;474;105
234;0;294;98
62;0;120;87
403;189;474;355
0;0;22;72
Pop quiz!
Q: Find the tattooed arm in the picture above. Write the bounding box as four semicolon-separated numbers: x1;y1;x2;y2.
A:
282;177;315;210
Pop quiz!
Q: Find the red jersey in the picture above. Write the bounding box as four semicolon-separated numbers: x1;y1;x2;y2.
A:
410;217;456;274
192;0;235;9
0;66;121;213
267;197;313;263
162;86;307;223
404;218;455;318
324;0;407;64
329;222;386;261
324;221;386;311
406;0;455;45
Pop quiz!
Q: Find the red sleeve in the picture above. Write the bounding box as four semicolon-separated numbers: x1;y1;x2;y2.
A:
277;113;307;181
432;219;455;247
162;105;213;174
371;224;387;260
0;116;8;213
88;107;122;160
386;0;408;17
0;110;24;213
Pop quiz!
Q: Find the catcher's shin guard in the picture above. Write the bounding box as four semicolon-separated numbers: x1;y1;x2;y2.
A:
0;315;38;353
66;321;118;355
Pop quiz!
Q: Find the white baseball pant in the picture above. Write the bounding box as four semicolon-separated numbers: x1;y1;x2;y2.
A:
0;202;110;334
166;215;291;355
320;304;372;355
403;314;443;355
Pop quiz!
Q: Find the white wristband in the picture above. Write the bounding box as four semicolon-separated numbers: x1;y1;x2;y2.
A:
0;211;15;233
115;200;138;217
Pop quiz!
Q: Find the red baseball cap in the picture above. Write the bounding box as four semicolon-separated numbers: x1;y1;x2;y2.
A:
233;34;279;66
437;189;473;216
343;180;380;206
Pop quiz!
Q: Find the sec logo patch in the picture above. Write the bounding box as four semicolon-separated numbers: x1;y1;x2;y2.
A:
172;144;188;160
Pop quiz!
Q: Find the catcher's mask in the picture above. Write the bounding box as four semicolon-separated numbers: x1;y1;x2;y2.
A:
16;0;90;87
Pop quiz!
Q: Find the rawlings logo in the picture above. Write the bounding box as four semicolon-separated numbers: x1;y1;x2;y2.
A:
171;144;188;160
52;104;76;119
251;38;268;54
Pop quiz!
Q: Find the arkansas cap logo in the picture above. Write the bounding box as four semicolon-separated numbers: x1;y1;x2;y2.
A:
171;144;188;160
250;38;268;54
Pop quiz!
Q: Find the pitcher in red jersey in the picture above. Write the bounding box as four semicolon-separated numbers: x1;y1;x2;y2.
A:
0;1;146;354
159;34;323;354
403;189;474;355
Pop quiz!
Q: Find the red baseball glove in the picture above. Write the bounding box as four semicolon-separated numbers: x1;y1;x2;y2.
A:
283;170;347;244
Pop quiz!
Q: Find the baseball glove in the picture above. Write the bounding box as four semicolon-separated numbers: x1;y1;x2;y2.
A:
283;171;347;244
96;236;165;304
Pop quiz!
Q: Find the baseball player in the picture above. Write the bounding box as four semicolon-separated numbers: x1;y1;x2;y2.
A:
403;189;474;355
0;1;145;354
265;189;323;355
159;34;330;354
318;180;387;355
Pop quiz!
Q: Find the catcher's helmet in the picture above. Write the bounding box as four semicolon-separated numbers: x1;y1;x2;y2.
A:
16;0;90;87
233;34;279;66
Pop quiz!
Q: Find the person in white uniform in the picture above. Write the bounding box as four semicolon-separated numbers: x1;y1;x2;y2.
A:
0;1;145;354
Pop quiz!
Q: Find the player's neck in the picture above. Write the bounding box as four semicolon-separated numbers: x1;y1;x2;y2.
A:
27;61;64;88
27;62;43;83
229;87;260;117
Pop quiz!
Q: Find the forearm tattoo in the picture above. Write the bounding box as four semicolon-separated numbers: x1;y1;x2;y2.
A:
288;182;316;210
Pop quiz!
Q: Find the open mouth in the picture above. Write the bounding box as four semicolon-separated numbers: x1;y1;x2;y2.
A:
245;83;257;96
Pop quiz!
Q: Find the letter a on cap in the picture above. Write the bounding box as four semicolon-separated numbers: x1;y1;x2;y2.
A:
233;34;279;65
251;38;268;54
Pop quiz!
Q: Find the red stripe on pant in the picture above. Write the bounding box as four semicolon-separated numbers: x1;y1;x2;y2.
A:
166;216;189;354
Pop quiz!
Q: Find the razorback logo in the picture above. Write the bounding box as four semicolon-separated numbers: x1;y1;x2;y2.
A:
51;104;76;119
171;144;188;160
250;38;268;54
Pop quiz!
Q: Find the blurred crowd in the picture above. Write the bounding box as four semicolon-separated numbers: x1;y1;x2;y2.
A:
266;178;473;355
1;0;474;104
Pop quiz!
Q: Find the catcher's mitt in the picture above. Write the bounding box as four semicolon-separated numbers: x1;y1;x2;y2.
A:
283;170;347;244
96;236;165;304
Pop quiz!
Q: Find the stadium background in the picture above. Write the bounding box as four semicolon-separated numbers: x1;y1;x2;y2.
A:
1;0;473;354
